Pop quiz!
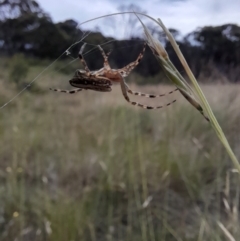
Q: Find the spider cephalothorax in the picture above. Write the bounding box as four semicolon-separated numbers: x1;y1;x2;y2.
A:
50;43;178;109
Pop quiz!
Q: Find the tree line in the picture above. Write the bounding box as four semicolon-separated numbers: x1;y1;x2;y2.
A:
0;0;240;83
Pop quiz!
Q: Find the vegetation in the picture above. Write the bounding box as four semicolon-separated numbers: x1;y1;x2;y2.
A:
0;61;240;240
9;54;29;88
0;1;240;241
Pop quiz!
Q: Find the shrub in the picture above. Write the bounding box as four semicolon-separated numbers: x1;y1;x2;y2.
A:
9;54;29;88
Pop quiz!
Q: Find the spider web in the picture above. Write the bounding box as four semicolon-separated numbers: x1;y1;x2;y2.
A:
0;15;148;110
0;13;180;112
0;32;102;109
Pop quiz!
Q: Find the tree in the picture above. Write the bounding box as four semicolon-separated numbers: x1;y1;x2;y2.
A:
0;1;80;58
0;0;47;20
191;24;240;65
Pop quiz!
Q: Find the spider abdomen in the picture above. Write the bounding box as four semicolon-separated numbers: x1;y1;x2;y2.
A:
69;74;112;92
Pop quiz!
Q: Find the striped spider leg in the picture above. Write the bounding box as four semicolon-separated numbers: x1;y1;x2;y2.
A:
96;43;177;109
50;43;177;110
120;77;176;109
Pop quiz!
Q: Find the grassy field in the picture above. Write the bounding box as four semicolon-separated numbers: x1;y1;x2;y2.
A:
0;59;240;241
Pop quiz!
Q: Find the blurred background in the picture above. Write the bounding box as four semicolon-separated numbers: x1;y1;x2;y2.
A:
0;0;240;240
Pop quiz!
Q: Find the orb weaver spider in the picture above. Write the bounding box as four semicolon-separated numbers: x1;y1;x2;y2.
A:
50;43;177;109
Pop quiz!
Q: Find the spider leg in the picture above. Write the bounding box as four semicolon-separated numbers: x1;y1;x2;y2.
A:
118;43;146;77
78;43;90;73
120;77;176;109
97;45;111;70
124;82;178;98
49;88;83;94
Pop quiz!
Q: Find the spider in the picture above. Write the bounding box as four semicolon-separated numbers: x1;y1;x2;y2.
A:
50;43;178;109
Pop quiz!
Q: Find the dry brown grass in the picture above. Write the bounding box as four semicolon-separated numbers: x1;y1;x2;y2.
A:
0;64;240;240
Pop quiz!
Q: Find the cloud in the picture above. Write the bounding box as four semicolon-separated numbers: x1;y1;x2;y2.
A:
38;0;240;36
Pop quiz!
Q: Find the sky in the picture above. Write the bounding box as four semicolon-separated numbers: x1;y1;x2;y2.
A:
38;0;240;38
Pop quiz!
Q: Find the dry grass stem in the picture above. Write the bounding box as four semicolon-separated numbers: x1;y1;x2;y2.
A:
135;13;240;173
217;222;236;241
